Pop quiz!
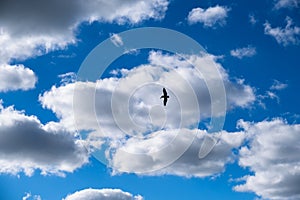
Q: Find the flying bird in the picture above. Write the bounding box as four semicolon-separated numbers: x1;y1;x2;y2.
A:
160;88;169;106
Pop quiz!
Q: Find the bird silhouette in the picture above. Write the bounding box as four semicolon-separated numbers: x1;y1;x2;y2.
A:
160;88;169;106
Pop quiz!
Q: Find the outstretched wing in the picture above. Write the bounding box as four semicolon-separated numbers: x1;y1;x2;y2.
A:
163;88;167;96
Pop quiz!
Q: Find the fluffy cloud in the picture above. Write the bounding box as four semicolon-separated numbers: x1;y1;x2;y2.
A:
0;101;88;176
0;0;169;63
0;0;168;96
187;5;229;27
111;129;245;177
234;119;300;200
63;188;143;200
40;51;255;174
40;51;255;134
274;0;299;9
0;64;37;92
230;46;256;59
264;17;300;46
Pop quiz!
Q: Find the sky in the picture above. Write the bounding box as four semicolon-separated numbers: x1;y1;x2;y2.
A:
0;0;300;199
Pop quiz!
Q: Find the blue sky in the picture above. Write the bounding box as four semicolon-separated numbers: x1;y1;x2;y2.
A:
0;0;300;200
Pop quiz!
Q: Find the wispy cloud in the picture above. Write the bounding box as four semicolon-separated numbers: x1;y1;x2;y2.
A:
230;46;256;59
22;193;41;200
270;79;288;90
248;14;257;25
110;33;124;47
274;0;299;9
264;17;300;46
187;5;229;28
58;72;77;85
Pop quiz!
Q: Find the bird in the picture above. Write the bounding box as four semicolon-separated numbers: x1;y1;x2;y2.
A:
160;88;169;106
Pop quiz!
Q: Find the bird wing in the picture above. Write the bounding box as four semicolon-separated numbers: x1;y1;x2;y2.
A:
163;88;167;96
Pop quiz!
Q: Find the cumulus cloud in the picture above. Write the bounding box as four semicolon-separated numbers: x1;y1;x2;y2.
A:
63;188;143;200
274;0;299;9
234;119;300;200
40;51;255;135
0;101;88;176
230;46;256;59
39;51;255;175
0;0;168;96
111;129;245;176
264;17;300;46
0;64;37;92
187;5;229;27
0;0;169;63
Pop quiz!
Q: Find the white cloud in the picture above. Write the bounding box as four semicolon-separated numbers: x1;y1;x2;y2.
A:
249;14;257;25
0;101;88;176
230;46;256;59
264;17;300;46
234;119;300;200
0;0;169;63
40;51;255;175
0;64;37;92
58;72;77;85
274;0;299;9
270;79;288;90
110;33;124;47
40;51;255;135
63;188;143;200
22;193;31;200
111;129;245;177
257;80;287;108
187;5;229;27
22;193;42;200
0;0;168;97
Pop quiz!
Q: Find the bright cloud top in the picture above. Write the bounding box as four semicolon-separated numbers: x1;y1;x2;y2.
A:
230;46;257;59
187;5;229;27
63;188;143;200
234;119;300;200
264;17;300;46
